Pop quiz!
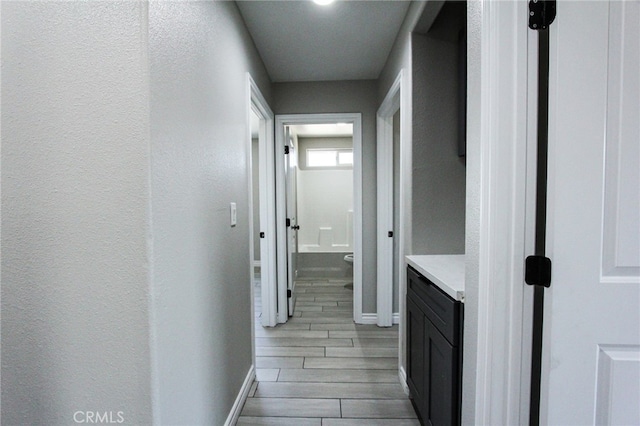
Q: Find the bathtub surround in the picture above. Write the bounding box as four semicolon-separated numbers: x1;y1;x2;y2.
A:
297;148;353;253
297;135;354;254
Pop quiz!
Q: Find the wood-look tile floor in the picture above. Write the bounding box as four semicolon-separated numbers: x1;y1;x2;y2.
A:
238;278;418;425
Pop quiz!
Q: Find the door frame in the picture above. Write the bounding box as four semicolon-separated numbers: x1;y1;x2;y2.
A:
463;1;536;424
275;113;363;324
246;74;277;328
377;69;411;328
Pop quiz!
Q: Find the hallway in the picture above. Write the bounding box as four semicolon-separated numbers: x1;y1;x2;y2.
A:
238;278;418;425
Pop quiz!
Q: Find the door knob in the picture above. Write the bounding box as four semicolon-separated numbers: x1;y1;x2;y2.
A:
292;225;300;230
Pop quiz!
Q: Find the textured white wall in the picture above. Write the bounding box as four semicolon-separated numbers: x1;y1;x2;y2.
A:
148;1;271;424
1;2;153;424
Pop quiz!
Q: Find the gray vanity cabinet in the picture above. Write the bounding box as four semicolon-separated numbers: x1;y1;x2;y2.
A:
406;266;463;426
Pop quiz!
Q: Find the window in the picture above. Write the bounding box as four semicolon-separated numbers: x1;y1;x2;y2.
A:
338;151;353;165
307;149;353;168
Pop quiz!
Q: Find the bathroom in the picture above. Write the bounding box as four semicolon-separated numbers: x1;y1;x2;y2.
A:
290;123;354;283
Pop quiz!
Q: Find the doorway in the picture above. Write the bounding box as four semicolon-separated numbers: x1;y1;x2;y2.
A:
247;75;277;328
274;114;364;324
377;70;409;329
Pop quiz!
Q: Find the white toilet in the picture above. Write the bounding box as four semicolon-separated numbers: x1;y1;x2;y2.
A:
343;253;354;290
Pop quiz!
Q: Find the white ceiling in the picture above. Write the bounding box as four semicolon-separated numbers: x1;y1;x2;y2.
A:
236;0;412;83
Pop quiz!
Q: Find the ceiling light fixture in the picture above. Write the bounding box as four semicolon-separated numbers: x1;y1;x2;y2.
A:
313;0;335;5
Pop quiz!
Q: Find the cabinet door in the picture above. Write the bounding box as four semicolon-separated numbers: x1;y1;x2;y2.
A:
425;320;459;426
406;296;426;410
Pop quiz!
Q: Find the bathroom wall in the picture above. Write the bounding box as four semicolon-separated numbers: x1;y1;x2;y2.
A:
273;80;377;312
297;136;353;253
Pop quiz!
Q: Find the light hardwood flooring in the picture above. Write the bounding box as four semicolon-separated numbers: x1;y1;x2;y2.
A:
238;278;418;425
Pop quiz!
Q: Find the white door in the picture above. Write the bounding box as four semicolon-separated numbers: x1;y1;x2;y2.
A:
285;127;299;316
542;1;640;424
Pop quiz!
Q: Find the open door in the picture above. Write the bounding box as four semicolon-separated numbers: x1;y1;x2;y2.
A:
540;1;640;424
284;126;299;316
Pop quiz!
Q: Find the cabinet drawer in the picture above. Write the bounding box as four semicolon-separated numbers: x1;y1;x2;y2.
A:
407;266;461;346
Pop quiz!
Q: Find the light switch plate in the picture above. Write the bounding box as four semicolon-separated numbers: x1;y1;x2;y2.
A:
230;202;237;227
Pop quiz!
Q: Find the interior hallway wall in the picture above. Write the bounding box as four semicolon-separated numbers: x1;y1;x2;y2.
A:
1;2;153;423
376;0;426;383
411;8;466;255
273;80;378;313
149;1;271;424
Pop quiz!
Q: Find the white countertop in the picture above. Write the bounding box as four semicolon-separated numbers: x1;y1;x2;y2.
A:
406;255;465;302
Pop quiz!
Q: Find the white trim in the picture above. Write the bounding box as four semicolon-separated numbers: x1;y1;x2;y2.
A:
377;69;412;394
399;366;410;396
377;70;411;329
276;114;363;324
224;365;255;426
253;260;261;268
376;72;401;328
360;313;400;325
246;74;277;329
466;1;534;424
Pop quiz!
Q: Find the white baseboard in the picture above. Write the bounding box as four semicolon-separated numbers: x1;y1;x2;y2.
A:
399;366;410;396
359;313;378;324
224;365;255;426
358;313;400;325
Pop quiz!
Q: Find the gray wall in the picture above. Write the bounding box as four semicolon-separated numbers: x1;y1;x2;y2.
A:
273;81;378;313
411;4;466;255
1;1;272;424
378;1;426;103
2;2;153;423
149;1;271;424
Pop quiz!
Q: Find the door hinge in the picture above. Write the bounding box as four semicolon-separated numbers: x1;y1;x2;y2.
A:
525;255;552;287
286;218;291;227
287;289;292;298
259;232;265;239
388;231;393;238
284;145;290;155
529;0;556;30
